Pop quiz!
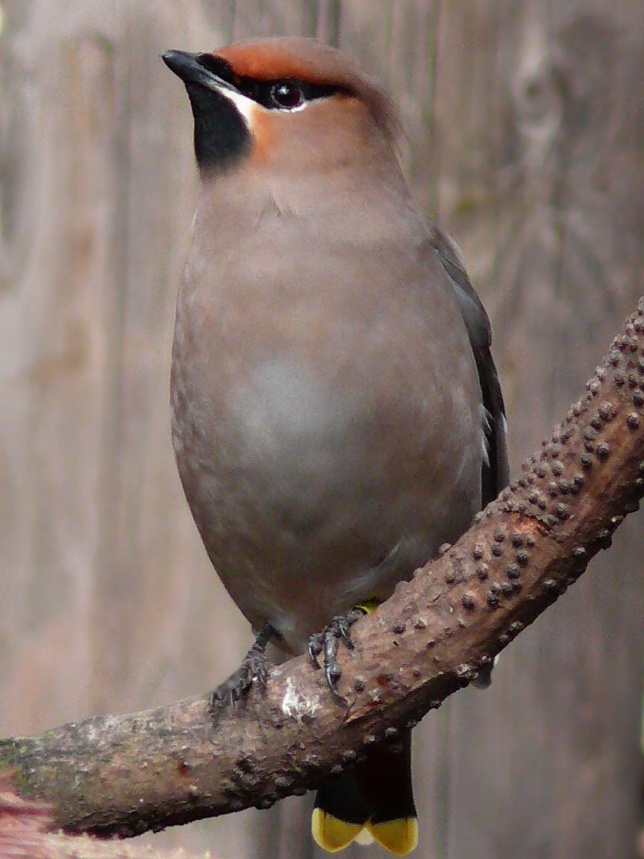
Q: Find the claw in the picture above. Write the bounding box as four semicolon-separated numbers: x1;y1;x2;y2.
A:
308;632;324;667
324;631;341;690
210;620;273;711
308;608;365;696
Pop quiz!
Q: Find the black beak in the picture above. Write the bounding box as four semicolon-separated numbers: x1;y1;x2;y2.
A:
162;50;239;97
162;50;251;172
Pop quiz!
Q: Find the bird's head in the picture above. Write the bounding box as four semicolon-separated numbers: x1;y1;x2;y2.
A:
162;37;402;181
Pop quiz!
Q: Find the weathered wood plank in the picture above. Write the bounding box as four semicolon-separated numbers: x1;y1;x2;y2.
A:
435;4;644;858
1;2;641;858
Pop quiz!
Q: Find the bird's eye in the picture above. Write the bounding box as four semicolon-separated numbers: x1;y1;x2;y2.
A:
269;81;304;110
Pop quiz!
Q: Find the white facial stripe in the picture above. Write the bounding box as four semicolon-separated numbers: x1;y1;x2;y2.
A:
276;101;308;114
212;85;257;126
213;84;309;127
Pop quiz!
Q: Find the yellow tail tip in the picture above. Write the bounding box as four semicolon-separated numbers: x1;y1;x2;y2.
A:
312;808;365;853
368;818;419;855
312;809;418;855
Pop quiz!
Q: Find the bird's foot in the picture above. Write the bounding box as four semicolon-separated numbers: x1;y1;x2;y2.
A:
308;607;367;696
210;620;273;710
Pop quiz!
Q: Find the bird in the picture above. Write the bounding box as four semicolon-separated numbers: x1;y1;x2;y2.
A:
163;37;509;856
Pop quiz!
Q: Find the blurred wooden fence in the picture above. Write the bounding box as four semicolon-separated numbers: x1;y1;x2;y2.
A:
0;1;642;857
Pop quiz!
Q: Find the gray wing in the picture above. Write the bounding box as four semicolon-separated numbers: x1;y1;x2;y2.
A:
431;226;510;506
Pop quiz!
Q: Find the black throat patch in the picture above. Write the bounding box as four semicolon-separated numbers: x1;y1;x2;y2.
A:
185;81;251;173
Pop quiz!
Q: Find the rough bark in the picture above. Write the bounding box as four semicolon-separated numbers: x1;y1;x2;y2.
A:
0;776;212;859
1;298;643;838
2;3;644;857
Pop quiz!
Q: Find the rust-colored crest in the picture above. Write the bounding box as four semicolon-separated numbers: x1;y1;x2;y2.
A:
215;37;401;143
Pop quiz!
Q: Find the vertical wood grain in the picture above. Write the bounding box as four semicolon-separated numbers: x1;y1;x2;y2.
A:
434;3;644;858
0;2;642;858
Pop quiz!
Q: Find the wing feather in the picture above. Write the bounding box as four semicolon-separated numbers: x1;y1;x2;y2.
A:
432;226;510;506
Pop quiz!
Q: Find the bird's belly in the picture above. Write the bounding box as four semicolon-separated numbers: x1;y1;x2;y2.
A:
172;350;481;654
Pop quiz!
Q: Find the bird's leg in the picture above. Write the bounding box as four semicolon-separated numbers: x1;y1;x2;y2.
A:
308;599;380;695
210;620;274;709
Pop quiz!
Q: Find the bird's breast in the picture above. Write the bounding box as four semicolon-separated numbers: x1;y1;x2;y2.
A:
170;229;482;651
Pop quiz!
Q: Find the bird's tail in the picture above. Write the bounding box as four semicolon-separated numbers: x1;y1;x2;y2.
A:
312;729;417;855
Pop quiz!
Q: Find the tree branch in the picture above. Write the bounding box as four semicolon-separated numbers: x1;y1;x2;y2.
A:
2;297;643;839
0;776;210;859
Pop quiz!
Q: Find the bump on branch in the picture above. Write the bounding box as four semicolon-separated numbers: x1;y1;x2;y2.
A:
1;297;643;840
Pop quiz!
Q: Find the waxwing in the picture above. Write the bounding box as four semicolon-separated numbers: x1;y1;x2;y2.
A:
163;37;509;856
